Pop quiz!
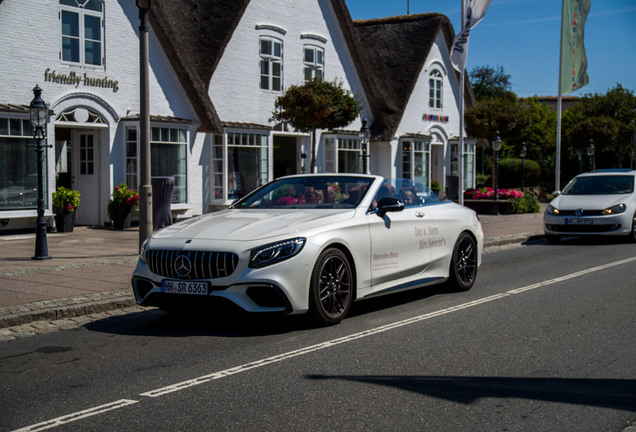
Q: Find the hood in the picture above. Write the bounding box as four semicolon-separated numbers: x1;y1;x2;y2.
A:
551;194;626;210
152;209;356;242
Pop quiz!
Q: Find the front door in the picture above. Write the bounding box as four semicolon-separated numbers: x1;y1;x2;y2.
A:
273;136;298;179
72;131;100;225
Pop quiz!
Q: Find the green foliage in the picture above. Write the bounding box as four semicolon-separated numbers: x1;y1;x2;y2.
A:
52;187;80;213
505;194;540;214
431;179;441;192
107;183;139;220
272;79;362;172
469;65;512;101
498;158;540;188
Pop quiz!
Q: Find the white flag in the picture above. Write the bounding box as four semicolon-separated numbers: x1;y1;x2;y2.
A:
451;0;491;72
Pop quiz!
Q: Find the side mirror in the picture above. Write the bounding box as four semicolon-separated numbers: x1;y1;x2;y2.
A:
376;197;404;217
552;191;561;197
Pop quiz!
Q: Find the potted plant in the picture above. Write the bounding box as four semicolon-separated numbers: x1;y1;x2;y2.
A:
431;179;441;197
52;186;80;232
107;183;139;229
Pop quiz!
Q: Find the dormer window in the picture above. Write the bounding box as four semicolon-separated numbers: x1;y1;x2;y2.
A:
260;37;283;91
59;0;104;67
428;69;443;109
304;46;324;82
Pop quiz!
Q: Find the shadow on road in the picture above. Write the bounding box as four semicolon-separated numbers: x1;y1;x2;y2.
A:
306;374;636;411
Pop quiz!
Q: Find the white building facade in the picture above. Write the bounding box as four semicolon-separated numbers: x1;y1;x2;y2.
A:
0;0;474;231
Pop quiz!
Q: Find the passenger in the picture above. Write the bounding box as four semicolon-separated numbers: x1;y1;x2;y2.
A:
399;189;416;206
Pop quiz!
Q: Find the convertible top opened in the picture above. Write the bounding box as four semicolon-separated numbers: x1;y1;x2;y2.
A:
132;174;484;325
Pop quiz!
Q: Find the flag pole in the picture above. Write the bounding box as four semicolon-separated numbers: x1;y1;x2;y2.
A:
458;0;466;206
556;0;565;191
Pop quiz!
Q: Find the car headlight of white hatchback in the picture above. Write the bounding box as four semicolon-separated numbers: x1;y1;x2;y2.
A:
249;237;307;268
546;205;560;215
602;203;626;215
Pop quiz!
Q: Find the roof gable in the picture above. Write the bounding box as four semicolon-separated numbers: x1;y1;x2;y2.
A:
353;13;467;141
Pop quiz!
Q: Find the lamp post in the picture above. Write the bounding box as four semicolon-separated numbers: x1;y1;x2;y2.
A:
520;142;527;193
359;118;370;174
29;85;51;260
137;0;152;250
492;131;502;202
587;139;594;171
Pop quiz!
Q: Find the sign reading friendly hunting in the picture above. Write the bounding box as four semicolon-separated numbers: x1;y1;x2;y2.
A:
43;68;119;93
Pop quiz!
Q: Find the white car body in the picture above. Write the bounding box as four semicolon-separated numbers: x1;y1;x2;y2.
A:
544;169;636;242
132;174;483;325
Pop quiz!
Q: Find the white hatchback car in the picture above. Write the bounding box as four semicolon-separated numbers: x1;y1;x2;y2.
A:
132;174;483;325
544;169;636;243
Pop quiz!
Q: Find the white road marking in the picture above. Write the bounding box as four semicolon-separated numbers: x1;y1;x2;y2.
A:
12;255;636;431
11;400;139;432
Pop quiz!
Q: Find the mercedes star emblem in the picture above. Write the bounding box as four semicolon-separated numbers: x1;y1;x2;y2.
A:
174;255;192;278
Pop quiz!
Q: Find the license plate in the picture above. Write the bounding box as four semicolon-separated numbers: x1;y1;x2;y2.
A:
161;280;209;295
565;218;593;225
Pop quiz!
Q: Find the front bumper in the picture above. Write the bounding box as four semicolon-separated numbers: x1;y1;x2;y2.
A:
544;213;631;236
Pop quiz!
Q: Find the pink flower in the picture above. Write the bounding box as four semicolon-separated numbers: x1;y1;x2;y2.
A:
66;204;74;211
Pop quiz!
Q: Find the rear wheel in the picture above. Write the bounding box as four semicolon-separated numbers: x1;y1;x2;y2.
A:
308;248;353;326
447;232;477;291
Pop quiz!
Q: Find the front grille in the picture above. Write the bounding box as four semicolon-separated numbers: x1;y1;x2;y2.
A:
146;249;239;279
557;209;604;216
546;224;621;233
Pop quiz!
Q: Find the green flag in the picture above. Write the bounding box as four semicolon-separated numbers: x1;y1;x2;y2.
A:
560;0;591;94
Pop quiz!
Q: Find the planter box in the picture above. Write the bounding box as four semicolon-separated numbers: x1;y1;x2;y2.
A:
463;199;510;215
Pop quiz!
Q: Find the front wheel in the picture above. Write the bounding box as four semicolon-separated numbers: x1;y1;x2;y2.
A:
627;212;636;243
308;248;353;326
446;232;478;291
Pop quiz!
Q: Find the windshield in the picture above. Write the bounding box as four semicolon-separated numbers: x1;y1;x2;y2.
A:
371;178;441;207
562;175;634;195
231;175;375;209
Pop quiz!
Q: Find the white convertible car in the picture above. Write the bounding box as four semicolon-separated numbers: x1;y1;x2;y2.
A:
132;174;483;325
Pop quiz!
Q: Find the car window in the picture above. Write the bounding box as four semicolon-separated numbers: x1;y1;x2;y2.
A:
232;176;375;209
372;178;441;209
562;175;635;195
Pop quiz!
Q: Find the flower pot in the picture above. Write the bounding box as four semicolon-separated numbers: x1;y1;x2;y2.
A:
112;206;132;230
54;211;76;233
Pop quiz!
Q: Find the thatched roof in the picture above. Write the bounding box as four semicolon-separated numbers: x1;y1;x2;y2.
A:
353;14;474;141
149;0;377;134
149;1;251;133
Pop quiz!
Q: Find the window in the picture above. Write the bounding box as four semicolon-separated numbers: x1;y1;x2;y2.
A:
463;141;475;189
212;134;224;201
151;126;188;203
304;46;324;82
325;137;363;174
402;139;430;187
0;117;47;210
260;37;282;91
125;127;137;190
60;0;104;67
227;132;269;200
428;70;443;109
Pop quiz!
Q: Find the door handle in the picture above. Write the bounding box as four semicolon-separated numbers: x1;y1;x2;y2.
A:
416;212;425;218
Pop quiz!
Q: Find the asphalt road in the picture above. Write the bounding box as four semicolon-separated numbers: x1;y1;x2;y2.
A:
1;238;635;432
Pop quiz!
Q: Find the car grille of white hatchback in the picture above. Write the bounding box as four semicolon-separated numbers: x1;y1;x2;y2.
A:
146;249;239;279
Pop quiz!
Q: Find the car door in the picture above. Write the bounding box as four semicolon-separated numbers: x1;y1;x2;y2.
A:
367;203;433;288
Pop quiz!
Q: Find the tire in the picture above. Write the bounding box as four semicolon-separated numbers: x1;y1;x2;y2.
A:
627;212;636;243
546;234;561;244
446;232;478;291
308;248;353;326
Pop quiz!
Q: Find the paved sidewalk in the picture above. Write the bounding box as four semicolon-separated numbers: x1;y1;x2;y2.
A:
0;205;547;331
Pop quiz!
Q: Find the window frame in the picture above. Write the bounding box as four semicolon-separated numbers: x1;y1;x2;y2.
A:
428;69;443;110
401;138;431;188
259;36;283;92
59;0;105;68
324;135;363;174
303;45;324;82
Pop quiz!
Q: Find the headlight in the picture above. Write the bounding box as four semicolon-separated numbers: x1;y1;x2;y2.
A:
139;238;150;264
602;203;626;215
546;205;560;215
249;237;306;268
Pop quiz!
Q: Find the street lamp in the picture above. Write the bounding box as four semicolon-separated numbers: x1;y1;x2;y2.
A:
359;118;370;174
520;142;527;193
29;85;51;260
492;131;502;202
587;139;594;171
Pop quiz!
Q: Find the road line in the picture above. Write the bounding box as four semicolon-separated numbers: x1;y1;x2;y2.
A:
13;256;636;430
11;400;139;432
141;256;636;398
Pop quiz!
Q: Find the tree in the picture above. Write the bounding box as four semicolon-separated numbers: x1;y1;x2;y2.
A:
469;65;513;101
562;84;636;175
272;79;362;172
